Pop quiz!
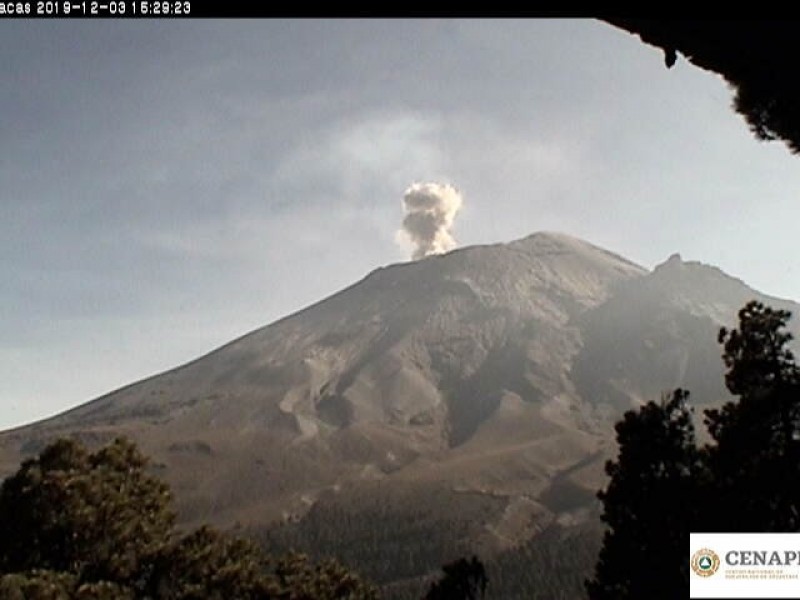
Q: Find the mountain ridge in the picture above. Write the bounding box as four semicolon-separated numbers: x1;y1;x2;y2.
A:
2;230;798;567
26;232;642;431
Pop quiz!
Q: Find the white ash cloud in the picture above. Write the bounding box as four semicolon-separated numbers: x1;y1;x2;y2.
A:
398;182;463;260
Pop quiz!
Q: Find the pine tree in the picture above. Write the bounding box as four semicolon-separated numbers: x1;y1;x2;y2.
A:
0;437;378;599
586;389;701;599
703;301;800;532
589;300;800;598
0;437;174;586
424;556;488;600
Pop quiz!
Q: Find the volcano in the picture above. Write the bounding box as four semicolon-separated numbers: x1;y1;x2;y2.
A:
2;232;796;591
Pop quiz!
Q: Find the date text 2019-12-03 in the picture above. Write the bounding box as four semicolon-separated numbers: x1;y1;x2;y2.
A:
21;0;191;16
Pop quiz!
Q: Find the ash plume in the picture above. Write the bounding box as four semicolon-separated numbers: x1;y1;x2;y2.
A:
398;182;463;260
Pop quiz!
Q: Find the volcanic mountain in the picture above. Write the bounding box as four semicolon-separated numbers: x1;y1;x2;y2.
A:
1;232;797;587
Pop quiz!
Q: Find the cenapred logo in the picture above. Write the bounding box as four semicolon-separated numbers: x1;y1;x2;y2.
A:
691;548;721;577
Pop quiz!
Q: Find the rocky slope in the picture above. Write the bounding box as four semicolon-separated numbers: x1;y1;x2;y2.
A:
1;232;796;559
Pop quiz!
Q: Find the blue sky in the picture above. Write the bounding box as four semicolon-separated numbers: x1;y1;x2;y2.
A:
3;19;800;429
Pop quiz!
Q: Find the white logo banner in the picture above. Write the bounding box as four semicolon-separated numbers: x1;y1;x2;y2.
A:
691;533;800;598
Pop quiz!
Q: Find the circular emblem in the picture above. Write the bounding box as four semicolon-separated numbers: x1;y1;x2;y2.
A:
691;548;721;577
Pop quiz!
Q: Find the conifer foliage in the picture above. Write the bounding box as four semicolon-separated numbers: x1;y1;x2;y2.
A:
0;437;377;599
0;438;174;585
424;556;488;600
588;301;800;598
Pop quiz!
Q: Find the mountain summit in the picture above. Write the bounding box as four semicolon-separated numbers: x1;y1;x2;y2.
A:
1;231;796;546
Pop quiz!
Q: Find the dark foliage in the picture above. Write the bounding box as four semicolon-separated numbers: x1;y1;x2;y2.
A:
704;302;800;532
257;485;501;588
0;437;377;599
0;569;133;599
605;21;800;154
588;300;800;598
144;526;274;599
587;389;701;599
258;485;602;600
424;556;487;600
271;552;378;600
0;437;174;585
484;525;601;600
